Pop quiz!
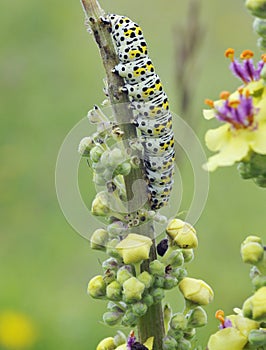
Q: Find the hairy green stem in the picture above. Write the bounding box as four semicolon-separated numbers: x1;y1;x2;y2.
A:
80;0;165;348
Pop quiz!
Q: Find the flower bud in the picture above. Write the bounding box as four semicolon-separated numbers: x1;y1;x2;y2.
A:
164;275;178;290
103;311;122;326
166;219;186;240
107;301;125;312
182;249;194;263
116;233;152;264
109;148;124;167
93;173;106;186
107;221;127;238
245;286;266;321
106;281;122;301
78;137;95;156
90;228;109;250
184;328;196;340
254;174;266;187
132;302;148;317
248;329;266;346
171;267;187;280
114;162;131;176
103;269;116;285
91;191;111;216
174;229;198;249
151;288;165;304
138;271;153;288
179;277;214;305
170;313;187;331
253;17;266;38
121;309;137;327
207;327;247;350
90;145;104;162
187;306;207;328
252;274;266;290
162;336;178;350
245;0;266;19
106;239;121;259
116;266;133;285
102;257;120;271
96;337;116;350
241;236;264;265
149;260;165;276
87;275;106;298
162;249;184;267
142;294;154;307
114;331;127;347
154;276;165;288
122;277;145;303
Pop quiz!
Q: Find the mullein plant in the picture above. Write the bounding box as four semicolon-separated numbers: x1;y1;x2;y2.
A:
76;0;266;350
78;0;213;349
203;1;266;349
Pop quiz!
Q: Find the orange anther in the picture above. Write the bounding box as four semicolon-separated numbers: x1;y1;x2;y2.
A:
215;310;225;324
228;100;240;108
204;98;214;108
240;49;254;60
219;91;230;100
225;48;235;61
130;330;135;337
261;53;266;63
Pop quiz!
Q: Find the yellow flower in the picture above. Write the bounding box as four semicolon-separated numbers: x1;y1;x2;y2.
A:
96;337;116;350
179;277;214;305
203;49;266;171
208;327;247;350
116;233;152;264
0;311;37;349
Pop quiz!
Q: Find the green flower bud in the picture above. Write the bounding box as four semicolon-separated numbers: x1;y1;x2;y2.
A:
167;328;183;340
163;249;184;267
114;162;131;176
93;173;106;186
109;148;124;167
162;336;178;350
90;228;109;251
142;294;154;307
248;329;266;346
187;306;207;328
163;304;172;333
171;267;187;280
179;277;214;305
106;239;121;259
106;280;122;301
138;271;153;288
103;269;116;285
90;145;104;162
207;327;247;350
96;337;116;350
103;311;122;326
154;275;165;288
253;17;266;38
107;301;124;312
151;288;165;304
87;275;106;299
122;277;145;303
254;174;266;187
170;312;187;331
177;338;192;350
113;331;127;347
102;257;120;271
149;260;165;276
132;302;148;317
91;191;111;216
107;221;127;238
245;0;266;18
121;309;137;327
237;162;253;179
116;233;152;264
116;266;133;285
183;328;196;340
78;137;95;156
182;249;194;263
241;235;264;265
252;274;266;289
164;275;178;290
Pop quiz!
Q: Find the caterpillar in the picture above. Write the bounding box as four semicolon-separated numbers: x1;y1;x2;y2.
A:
104;14;175;210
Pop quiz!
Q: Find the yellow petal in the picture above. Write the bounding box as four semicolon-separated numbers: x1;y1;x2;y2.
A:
205;125;230;152
203;109;215;120
208;327;247;350
144;336;154;350
250;123;266;154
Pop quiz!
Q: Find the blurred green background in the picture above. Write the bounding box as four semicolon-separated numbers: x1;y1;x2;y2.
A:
1;0;265;348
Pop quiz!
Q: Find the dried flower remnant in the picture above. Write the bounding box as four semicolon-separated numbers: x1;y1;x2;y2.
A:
203;49;266;172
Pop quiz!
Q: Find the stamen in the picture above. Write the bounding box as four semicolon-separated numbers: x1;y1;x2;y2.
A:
215;310;225;325
225;48;235;61
261;53;266;63
204;98;214;108
240;50;254;60
219;91;230;100
237;87;244;95
228;100;240;108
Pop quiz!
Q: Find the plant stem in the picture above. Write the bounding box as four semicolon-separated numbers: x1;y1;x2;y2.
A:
80;1;165;348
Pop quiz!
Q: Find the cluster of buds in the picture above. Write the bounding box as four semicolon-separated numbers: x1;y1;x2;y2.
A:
88;218;213;348
245;0;266;50
208;235;266;349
